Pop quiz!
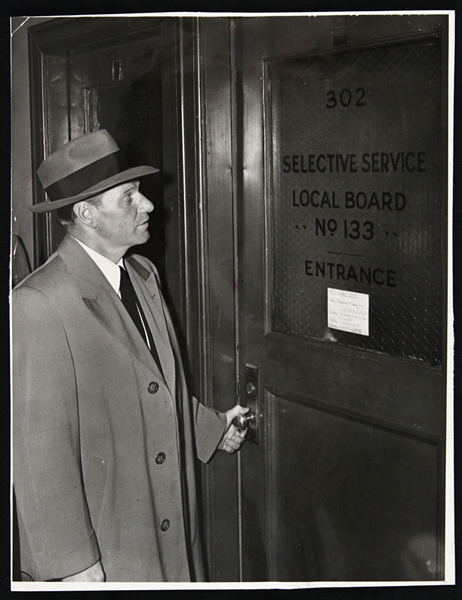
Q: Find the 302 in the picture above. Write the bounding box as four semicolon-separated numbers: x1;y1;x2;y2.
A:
326;88;366;108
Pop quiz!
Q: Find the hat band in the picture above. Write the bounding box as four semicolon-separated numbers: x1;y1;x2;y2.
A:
45;151;129;201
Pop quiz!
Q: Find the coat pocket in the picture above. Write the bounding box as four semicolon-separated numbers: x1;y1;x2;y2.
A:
83;454;109;532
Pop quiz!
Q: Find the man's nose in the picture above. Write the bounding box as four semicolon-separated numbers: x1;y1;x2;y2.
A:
139;194;154;213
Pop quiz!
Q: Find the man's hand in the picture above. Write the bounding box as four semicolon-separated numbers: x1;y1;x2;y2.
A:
62;560;105;582
218;405;249;454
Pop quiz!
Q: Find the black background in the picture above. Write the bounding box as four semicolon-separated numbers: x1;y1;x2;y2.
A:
3;1;461;599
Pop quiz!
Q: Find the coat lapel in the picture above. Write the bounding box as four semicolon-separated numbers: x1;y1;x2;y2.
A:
57;235;162;376
125;255;177;397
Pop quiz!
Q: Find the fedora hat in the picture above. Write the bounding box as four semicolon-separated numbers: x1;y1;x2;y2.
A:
31;129;158;213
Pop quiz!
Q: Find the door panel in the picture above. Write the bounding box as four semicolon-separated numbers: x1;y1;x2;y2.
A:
234;15;448;582
264;391;440;581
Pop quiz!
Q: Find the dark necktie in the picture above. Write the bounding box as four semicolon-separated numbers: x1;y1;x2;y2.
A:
119;266;163;374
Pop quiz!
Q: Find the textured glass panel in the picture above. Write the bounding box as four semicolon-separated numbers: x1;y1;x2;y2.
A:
268;41;443;365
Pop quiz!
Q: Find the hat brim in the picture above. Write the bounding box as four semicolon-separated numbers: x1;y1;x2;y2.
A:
30;165;159;213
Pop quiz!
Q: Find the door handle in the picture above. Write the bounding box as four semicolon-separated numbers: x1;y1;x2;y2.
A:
232;411;256;432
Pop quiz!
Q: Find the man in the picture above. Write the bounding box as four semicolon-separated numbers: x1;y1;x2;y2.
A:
12;130;248;582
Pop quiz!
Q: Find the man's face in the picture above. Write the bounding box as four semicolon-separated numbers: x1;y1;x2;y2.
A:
91;180;154;259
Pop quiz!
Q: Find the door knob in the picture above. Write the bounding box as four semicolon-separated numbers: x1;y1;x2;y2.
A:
232;412;256;432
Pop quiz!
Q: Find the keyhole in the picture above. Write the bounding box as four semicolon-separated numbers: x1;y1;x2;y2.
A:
112;60;123;81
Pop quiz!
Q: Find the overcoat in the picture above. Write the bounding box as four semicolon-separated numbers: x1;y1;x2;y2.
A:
13;234;227;582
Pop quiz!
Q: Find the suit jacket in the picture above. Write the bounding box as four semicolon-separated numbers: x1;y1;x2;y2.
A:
12;234;227;582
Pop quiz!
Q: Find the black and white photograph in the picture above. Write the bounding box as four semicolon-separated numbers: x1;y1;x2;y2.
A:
9;8;456;592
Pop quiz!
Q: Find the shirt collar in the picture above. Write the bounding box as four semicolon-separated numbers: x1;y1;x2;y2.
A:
72;236;124;296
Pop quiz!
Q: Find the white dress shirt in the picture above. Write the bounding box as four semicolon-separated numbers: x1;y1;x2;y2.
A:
73;236;123;296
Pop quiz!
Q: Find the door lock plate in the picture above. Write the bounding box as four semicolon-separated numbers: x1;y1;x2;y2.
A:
244;364;259;445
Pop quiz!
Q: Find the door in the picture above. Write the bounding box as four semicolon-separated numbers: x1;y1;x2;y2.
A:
204;14;450;582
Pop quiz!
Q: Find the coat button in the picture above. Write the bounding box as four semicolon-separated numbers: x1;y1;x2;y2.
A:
161;519;170;532
155;452;166;465
148;381;159;394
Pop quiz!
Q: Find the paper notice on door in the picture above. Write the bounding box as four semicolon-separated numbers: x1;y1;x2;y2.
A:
327;288;369;336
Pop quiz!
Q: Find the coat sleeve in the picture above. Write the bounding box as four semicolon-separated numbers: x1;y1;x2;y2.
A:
130;253;228;465
13;285;100;581
190;397;227;464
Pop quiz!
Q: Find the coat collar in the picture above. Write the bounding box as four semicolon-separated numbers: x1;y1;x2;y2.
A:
56;234;172;385
57;234;105;300
57;234;156;299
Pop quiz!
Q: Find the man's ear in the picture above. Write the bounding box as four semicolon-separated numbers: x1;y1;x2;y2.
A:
73;201;97;229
